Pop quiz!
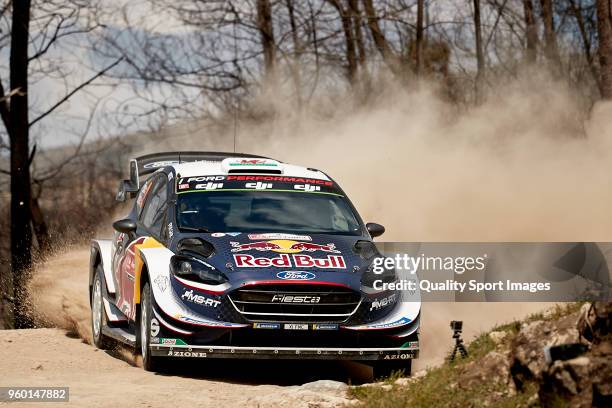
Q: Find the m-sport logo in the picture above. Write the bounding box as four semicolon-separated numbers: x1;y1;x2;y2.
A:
276;271;316;281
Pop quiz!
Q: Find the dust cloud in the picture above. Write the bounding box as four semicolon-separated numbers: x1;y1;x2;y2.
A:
29;72;612;371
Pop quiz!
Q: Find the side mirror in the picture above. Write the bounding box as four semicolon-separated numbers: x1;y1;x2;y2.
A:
366;222;385;238
113;218;137;234
116;180;139;202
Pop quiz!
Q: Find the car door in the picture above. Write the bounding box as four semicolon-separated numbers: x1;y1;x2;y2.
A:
114;174;167;317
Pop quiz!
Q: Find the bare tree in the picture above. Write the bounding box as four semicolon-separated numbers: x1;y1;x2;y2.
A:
0;1;118;327
523;0;538;63
362;0;403;77
596;0;612;98
257;0;277;80
540;0;561;67
473;0;485;100
415;0;424;76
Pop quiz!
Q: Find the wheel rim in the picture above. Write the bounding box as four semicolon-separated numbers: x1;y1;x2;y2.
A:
140;295;148;359
92;279;102;338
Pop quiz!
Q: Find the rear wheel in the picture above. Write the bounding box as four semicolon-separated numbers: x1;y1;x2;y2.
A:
138;282;161;371
91;266;112;349
372;359;412;380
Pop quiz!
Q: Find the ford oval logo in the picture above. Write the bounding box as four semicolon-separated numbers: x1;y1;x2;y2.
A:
276;271;316;281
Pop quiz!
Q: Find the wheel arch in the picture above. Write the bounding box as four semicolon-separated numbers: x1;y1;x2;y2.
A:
89;240;114;302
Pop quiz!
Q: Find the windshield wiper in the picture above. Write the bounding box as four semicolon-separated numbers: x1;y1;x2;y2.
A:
178;225;211;233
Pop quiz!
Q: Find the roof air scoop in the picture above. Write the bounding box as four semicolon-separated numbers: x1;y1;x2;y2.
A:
221;157;283;174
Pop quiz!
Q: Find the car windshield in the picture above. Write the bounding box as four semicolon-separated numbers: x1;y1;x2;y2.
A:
176;191;362;235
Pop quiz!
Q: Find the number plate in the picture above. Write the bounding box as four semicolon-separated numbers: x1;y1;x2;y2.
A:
284;323;309;330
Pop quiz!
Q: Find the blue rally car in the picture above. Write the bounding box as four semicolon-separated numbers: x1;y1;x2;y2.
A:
89;152;420;377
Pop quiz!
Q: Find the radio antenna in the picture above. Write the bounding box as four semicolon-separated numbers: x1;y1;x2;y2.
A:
232;3;238;153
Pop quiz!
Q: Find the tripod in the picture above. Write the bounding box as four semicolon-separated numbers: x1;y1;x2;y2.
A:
449;329;468;361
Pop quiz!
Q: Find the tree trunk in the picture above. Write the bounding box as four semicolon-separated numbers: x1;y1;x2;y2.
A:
329;0;358;83
30;191;50;254
522;0;538;64
9;0;33;329
597;0;612;99
285;0;303;105
362;0;402;77
473;0;484;101
348;0;366;70
539;0;560;68
415;0;424;76
256;0;276;80
569;0;601;94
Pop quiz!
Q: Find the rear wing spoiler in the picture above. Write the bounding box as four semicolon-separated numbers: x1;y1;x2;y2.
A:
116;151;272;202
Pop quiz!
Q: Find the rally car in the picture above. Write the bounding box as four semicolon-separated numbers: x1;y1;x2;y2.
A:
89;152;420;377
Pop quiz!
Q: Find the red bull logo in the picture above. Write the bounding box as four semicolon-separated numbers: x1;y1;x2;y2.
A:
230;239;340;254
233;253;346;269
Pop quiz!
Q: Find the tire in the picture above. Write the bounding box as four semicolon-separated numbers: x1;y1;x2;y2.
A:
372;359;412;380
91;265;112;349
138;282;161;371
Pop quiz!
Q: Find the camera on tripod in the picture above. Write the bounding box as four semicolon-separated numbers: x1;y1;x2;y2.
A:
450;320;463;332
449;320;468;361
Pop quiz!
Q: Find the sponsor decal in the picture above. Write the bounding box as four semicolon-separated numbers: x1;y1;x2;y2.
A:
168;173;174;181
294;184;321;192
194;182;223;190
248;233;311;241
383;353;414;360
178;183;189;190
402;341;419;349
230;240;339;254
167;222;173;238
167;350;208;358
211;233;226;237
271;294;321;304
276;271;316;281
234;254;346;269
181;290;221;308
226;232;241;237
229;159;277;166
284;323;309;330
174;315;245;328
136;181;153;209
154;338;188;345
312;323;339;330
150;318;160;337
144;160;179;169
366;317;412;330
370;293;398;311
182;176;225;183
245;182;273;190
227;175;332;185
154;276;169;292
253;322;281;329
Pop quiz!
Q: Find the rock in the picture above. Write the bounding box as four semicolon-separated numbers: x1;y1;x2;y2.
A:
489;330;507;345
459;350;513;398
247;380;353;408
510;314;579;391
394;377;412;386
299;380;348;394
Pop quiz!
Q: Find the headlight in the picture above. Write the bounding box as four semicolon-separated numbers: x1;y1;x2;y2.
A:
361;257;397;293
170;255;228;285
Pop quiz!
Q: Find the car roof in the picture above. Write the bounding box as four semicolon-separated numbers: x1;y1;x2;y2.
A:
171;157;331;181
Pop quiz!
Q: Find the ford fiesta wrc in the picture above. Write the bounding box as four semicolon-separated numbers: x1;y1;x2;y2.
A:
89;152;420;378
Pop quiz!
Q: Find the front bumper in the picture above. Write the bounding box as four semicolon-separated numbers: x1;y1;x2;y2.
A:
151;342;419;360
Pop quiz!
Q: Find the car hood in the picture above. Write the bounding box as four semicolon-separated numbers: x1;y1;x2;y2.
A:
201;233;370;291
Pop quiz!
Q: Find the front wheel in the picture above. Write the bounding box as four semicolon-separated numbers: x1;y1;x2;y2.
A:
91;266;112;349
372;359;412;380
138;282;161;371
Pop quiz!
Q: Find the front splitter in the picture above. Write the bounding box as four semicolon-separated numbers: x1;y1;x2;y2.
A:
150;344;419;360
